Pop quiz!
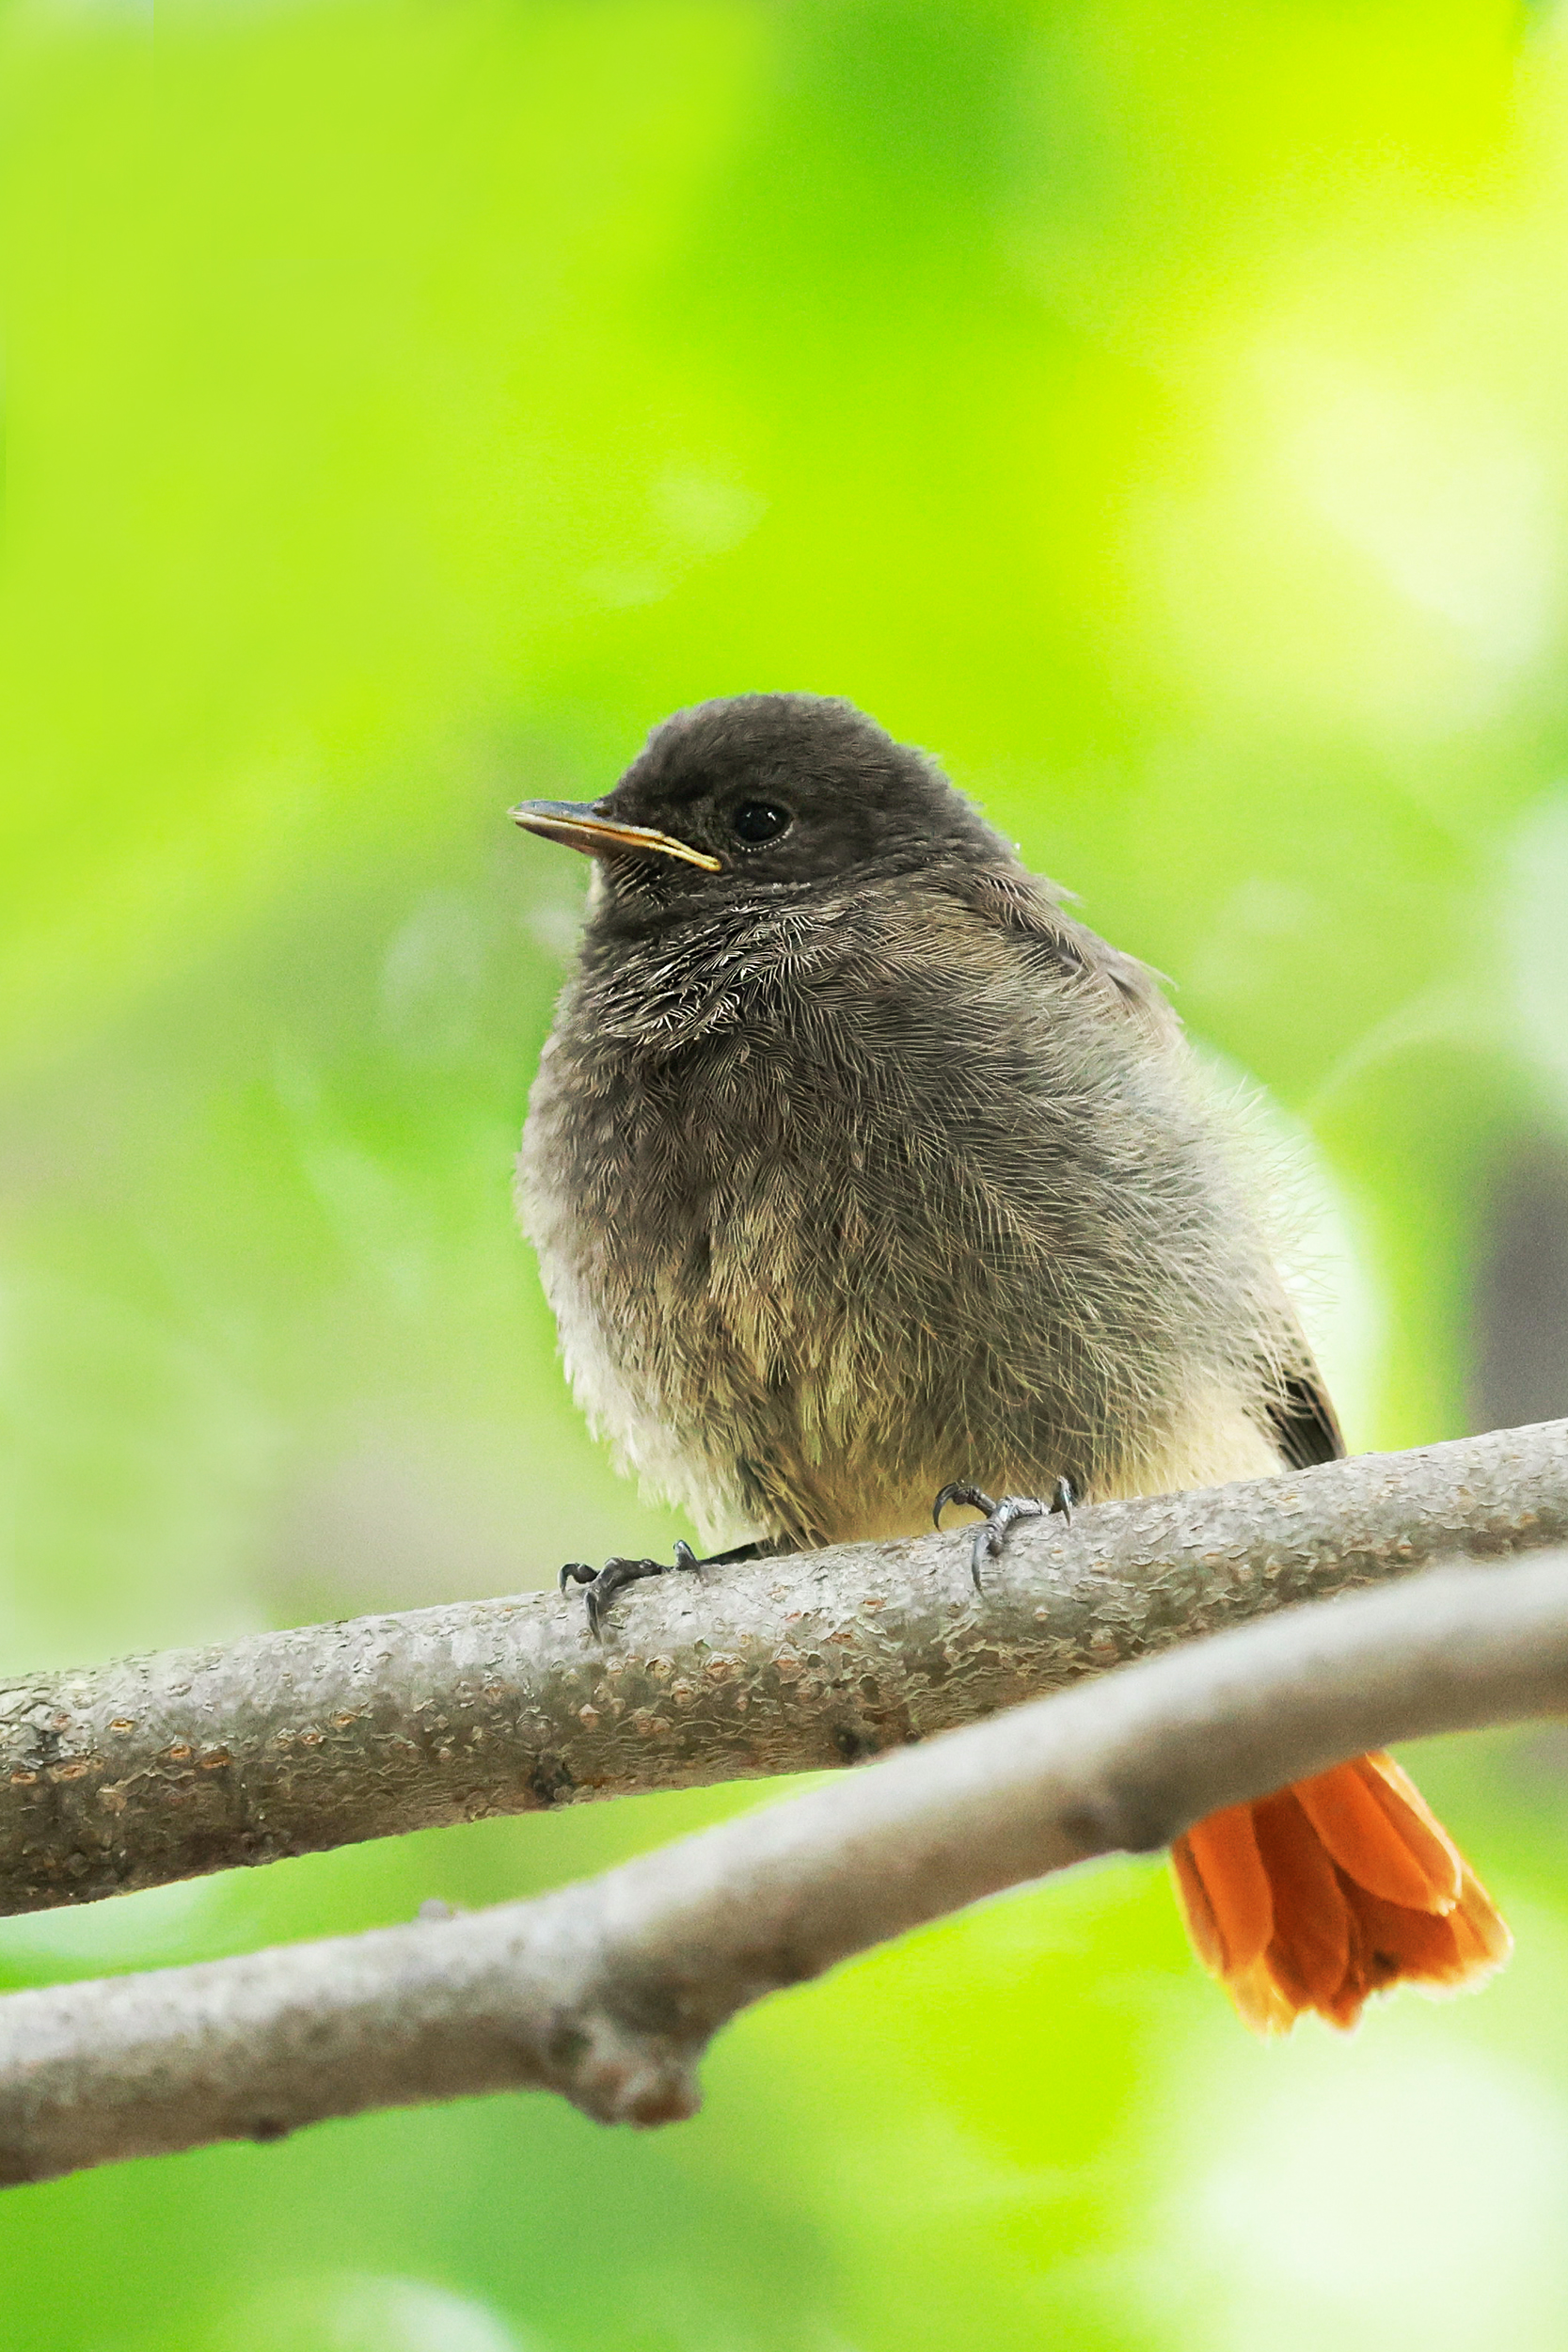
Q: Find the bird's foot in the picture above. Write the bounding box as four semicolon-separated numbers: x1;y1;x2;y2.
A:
932;1478;1075;1593
560;1538;763;1636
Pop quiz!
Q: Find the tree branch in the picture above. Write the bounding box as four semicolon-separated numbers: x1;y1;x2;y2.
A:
3;1549;1566;2187
4;1420;1566;1915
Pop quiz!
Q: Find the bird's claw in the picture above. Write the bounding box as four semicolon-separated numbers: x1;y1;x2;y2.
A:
932;1480;997;1528
933;1477;1075;1592
558;1540;703;1636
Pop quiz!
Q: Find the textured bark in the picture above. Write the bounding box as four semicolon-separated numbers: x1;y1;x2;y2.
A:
3;1550;1566;2187
2;1419;1563;1915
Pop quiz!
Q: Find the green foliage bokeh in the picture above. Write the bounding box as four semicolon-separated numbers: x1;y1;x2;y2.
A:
6;0;1568;2344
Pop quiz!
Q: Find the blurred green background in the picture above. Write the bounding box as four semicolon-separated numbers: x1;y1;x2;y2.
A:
7;0;1568;2342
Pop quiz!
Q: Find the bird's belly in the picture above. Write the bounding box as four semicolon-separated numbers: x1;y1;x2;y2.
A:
813;1406;1283;1549
532;1144;1291;1552
524;1023;1293;1551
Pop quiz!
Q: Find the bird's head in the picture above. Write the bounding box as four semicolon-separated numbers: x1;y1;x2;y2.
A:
510;693;1006;922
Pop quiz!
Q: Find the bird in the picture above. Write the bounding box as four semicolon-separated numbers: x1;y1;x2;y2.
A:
511;691;1510;2033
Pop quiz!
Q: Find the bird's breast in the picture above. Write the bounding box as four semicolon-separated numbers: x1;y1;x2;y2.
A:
519;916;1296;1550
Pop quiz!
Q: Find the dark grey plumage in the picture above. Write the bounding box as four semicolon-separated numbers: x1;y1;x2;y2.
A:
516;693;1340;1570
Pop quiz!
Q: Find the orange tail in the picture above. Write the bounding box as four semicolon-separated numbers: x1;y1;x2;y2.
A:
1170;1753;1511;2034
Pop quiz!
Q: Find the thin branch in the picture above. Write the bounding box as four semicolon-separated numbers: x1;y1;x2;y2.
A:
4;1549;1566;2187
4;1420;1565;1915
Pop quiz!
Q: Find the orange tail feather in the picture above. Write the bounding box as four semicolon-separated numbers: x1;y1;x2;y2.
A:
1170;1753;1510;2034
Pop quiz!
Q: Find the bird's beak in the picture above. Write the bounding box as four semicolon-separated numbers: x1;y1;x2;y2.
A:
508;800;722;873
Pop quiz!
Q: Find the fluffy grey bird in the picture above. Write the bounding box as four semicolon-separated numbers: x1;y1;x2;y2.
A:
515;691;1338;1625
512;691;1512;2038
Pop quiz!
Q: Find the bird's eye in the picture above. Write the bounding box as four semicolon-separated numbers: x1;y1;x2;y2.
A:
733;802;792;845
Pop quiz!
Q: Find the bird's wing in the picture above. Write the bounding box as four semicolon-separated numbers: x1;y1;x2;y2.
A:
1268;1364;1347;1468
942;866;1177;1038
951;863;1351;1471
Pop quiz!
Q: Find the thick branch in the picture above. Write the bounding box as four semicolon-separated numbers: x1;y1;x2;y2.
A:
4;1421;1565;1915
4;1550;1566;2187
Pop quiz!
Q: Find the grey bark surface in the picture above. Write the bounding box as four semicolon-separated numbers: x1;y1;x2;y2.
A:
3;1549;1566;2188
3;1420;1565;1915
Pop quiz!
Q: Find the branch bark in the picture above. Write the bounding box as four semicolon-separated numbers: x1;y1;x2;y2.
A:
4;1549;1566;2187
4;1420;1566;1915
